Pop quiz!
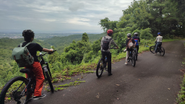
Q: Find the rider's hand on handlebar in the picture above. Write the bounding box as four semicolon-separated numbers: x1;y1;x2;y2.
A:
124;49;127;52
48;49;56;54
50;49;54;52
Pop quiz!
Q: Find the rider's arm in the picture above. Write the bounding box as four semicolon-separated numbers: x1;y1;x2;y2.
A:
43;48;53;52
111;39;118;48
100;37;104;48
132;39;136;47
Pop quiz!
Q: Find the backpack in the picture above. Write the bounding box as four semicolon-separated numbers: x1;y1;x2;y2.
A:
102;36;112;50
12;42;34;67
127;39;134;49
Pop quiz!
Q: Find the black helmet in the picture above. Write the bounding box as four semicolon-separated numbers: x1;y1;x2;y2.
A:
22;29;34;42
127;33;131;37
134;32;138;36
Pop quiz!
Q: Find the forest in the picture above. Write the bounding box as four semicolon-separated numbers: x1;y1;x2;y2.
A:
0;0;184;96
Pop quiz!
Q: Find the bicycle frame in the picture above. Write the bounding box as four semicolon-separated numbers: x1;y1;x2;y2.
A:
39;52;52;79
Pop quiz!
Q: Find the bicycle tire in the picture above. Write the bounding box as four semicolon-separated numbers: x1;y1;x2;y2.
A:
149;46;155;54
0;76;29;104
96;59;104;78
132;52;136;67
160;47;165;56
45;71;54;93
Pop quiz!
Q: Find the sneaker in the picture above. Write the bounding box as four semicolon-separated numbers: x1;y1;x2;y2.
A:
32;94;46;100
125;62;128;65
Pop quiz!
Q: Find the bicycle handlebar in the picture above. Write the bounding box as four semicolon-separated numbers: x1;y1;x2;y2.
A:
39;50;56;57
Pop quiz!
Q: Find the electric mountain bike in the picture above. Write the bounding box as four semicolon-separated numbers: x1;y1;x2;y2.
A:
0;51;56;104
149;43;165;56
126;48;137;67
96;48;117;78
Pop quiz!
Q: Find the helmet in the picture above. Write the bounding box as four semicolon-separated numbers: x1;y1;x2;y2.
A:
134;32;138;36
157;32;161;35
107;29;113;36
127;33;131;37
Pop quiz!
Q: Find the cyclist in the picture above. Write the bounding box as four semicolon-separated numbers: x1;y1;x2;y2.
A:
125;33;136;65
132;32;140;52
19;29;53;100
101;29;118;76
155;32;163;55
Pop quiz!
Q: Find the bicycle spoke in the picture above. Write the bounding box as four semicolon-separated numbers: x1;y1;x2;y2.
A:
4;80;27;104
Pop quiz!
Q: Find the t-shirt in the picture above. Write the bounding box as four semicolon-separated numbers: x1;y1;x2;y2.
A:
132;36;140;46
126;38;135;50
156;36;163;42
18;42;43;62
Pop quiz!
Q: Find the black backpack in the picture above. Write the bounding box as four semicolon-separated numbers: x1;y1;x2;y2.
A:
102;36;112;50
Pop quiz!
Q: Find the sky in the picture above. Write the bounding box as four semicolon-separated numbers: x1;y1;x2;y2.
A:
0;0;135;33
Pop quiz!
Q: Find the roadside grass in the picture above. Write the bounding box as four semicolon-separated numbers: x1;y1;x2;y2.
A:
176;44;185;104
177;74;185;104
163;39;179;42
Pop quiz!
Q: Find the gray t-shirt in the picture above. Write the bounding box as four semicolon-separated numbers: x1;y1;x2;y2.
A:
156;36;163;42
101;36;118;52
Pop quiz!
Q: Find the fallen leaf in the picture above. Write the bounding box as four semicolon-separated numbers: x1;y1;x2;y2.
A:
116;84;120;86
168;88;170;90
96;93;100;98
117;98;120;100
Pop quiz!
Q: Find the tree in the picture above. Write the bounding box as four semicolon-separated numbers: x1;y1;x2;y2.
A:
82;33;89;42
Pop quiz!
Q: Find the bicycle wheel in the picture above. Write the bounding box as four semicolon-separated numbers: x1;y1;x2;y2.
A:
149;46;155;54
131;52;136;67
0;76;29;104
45;71;54;93
160;47;165;56
96;59;104;78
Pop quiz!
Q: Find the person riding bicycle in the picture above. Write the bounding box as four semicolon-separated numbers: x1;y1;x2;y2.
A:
125;33;136;65
132;32;140;52
19;29;53;100
155;32;163;55
101;29;118;76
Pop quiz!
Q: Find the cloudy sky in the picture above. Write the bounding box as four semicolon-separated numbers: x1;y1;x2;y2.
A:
0;0;134;33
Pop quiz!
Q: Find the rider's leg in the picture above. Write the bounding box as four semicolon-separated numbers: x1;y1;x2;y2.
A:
125;51;129;64
155;42;159;53
136;45;139;52
101;51;106;67
107;52;112;75
31;62;45;97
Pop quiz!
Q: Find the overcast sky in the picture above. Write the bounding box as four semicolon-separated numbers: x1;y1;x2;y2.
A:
0;0;134;33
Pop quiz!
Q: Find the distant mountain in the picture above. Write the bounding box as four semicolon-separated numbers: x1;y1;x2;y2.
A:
0;32;102;39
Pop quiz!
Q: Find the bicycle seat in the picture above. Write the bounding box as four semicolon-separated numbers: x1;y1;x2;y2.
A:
20;69;30;74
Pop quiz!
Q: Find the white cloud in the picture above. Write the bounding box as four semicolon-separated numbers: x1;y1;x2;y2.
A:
42;19;56;22
0;0;135;33
68;18;91;26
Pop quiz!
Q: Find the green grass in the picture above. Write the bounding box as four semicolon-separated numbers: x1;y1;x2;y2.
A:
176;44;185;104
163;39;179;42
176;75;185;104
